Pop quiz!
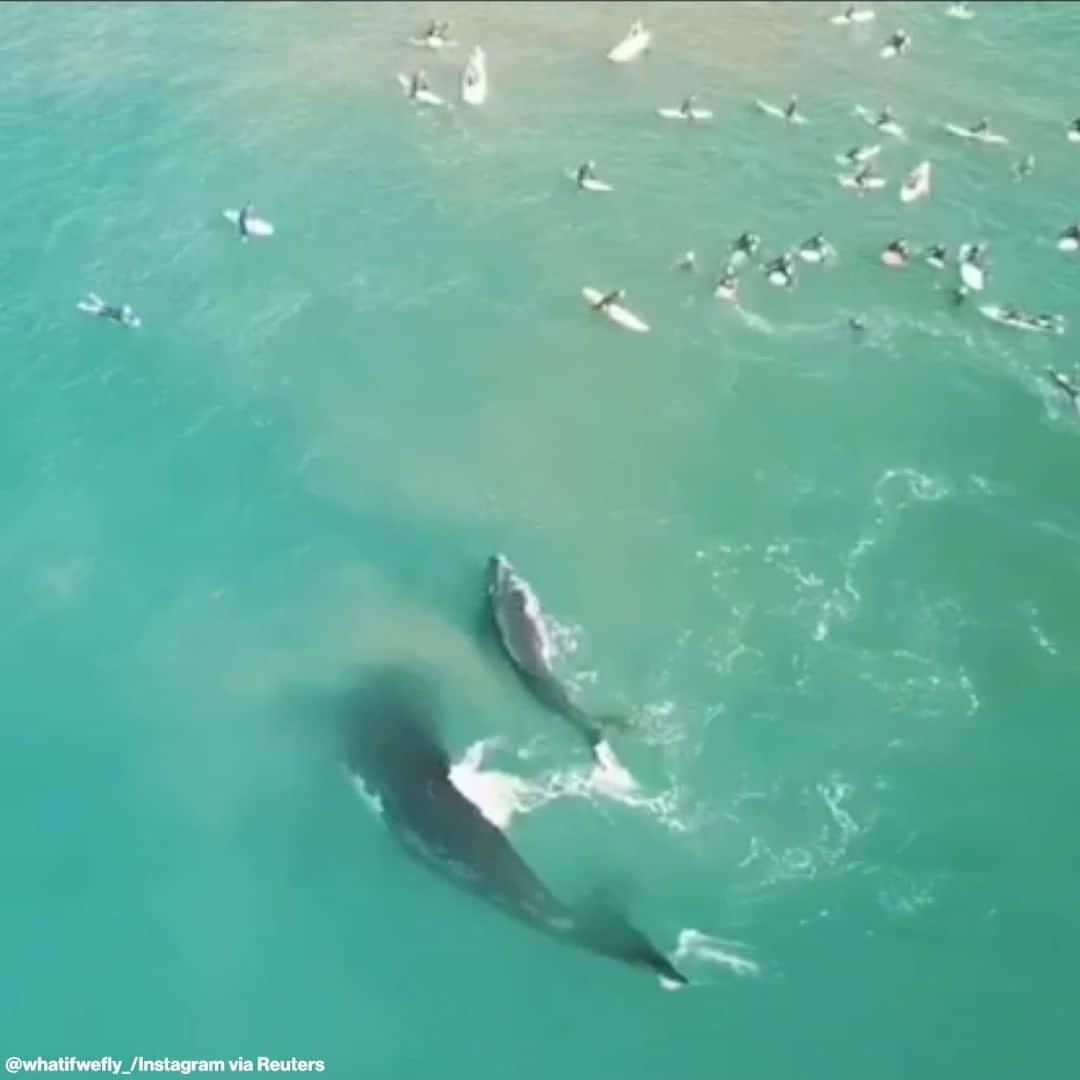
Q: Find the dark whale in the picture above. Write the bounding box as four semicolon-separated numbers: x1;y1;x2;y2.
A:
486;554;628;758
342;667;686;987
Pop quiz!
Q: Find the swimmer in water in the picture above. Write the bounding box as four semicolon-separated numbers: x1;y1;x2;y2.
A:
591;288;626;312
1014;154;1036;179
78;293;140;328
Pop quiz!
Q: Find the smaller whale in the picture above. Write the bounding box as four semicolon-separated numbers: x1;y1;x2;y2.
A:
488;555;628;758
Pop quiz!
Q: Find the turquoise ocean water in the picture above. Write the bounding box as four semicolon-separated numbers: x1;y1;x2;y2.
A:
2;1;1078;1075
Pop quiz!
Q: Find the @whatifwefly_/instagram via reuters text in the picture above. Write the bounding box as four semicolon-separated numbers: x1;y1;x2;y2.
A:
5;1058;327;1074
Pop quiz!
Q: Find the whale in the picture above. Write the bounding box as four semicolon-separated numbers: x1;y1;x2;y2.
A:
342;667;687;987
487;555;628;758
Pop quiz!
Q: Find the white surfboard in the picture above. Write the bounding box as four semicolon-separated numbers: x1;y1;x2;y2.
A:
980;306;1064;334
756;99;808;124
798;244;835;265
1067;128;1080;144
881;248;909;268
608;23;651;63
582;287;650;333
568;171;613;193
408;35;458;50
397;74;446;107
223;209;274;237
657;107;714;122
835;144;881;165
831;7;876;25
900;160;931;203
880;41;908;59
766;267;794;287
837;172;887;190
1057;232;1080;253
945;3;975;19
958;250;986;291
943;122;1008;145
714;279;737;301
461;47;488;105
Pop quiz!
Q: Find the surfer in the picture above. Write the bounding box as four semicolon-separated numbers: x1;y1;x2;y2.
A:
803;234;833;259
236;202;254;239
408;70;430;98
970;117;991;137
591;288;626;312
765;253;796;287
783;94;800;121
575;161;598;188
680;94;697;119
882;239;911;266
963;243;989;269
715;269;738;300
733;232;760;258
675;251;697;272
886;30;911;55
1068;118;1080;139
849;314;867;333
925;244;948;269
853;163;879;191
951;285;969;305
1060;224;1080;246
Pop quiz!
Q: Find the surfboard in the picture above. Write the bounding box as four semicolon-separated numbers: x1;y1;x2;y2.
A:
943;122;1008;145
1057;232;1080;253
900;160;931;203
568;171;613;193
582;287;650;333
397;74;446;107
461;47;488;105
837;173;887;190
798;244;834;264
958;249;986;291
835;145;881;165
980;306;1065;334
880;248;909;268
1067;128;1080;144
223;209;274;237
830;7;876;25
714;280;737;301
608;23;651;63
408;35;458;49
880;41;909;59
657;107;714;121
756;99;808;124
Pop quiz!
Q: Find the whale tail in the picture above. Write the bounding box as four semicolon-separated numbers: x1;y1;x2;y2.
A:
571;894;688;986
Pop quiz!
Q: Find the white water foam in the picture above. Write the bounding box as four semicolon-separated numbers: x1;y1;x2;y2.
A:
673;929;761;980
448;737;689;834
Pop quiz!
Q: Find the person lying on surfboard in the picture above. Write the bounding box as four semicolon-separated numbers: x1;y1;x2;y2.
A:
591;288;625;312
